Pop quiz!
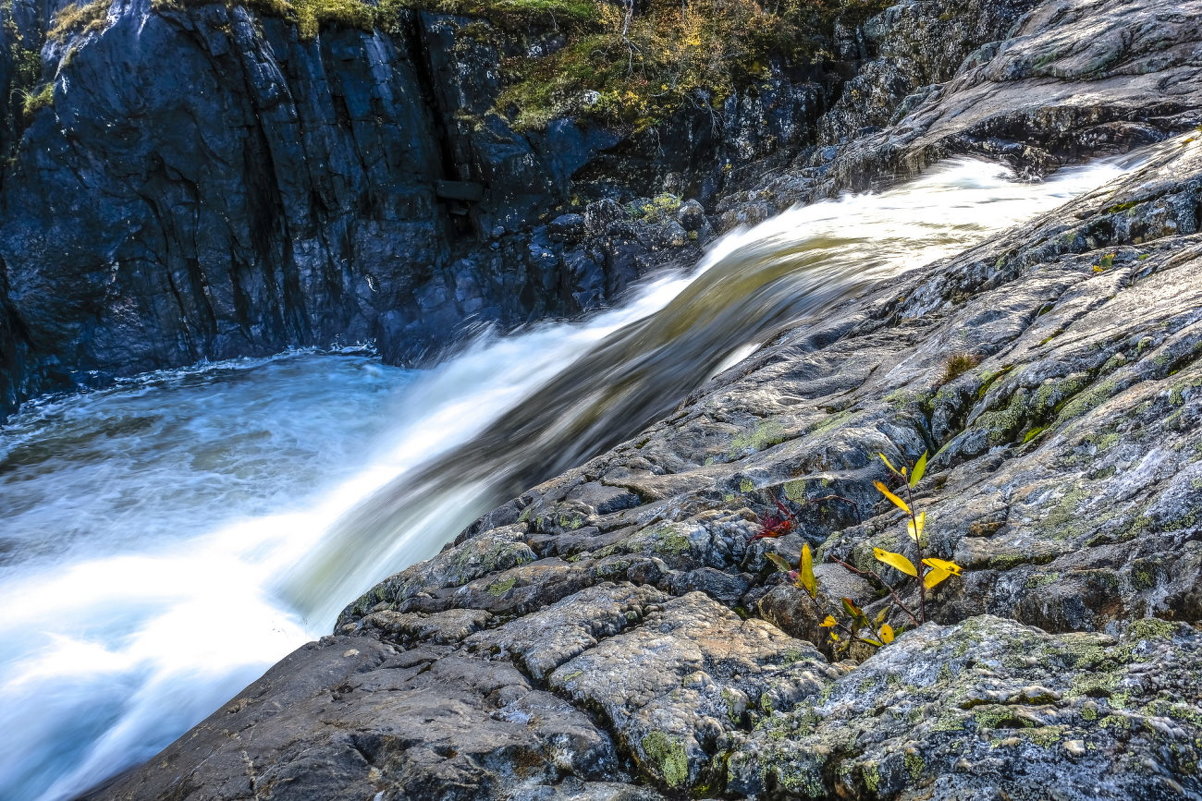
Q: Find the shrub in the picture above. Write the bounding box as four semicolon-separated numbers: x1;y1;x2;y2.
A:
20;83;54;116
763;450;965;655
4;11;44;128
156;0;375;39
146;0;888;127
291;0;377;38
496;0;892;130
396;0;600;28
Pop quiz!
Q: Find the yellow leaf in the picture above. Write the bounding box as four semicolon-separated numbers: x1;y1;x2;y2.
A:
924;566;952;589
880;624;895;644
907;511;926;544
878;452;902;477
829;631;841;642
873;481;911;515
820;615;837;628
922;557;963;576
909;451;928;488
873;547;917;577
800;544;817;598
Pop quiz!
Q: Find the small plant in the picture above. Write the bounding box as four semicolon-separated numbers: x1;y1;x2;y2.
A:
20;83;54;116
750;492;811;541
47;0;112;41
1092;252;1116;273
625;193;681;222
767;544;898;648
940;352;980;385
871;451;963;623
5;8;44;130
759;450;965;655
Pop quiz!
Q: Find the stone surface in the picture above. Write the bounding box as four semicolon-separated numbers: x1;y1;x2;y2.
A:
69;0;1202;798
541;591;840;790
721;0;1202;221
87;635;635;801
727;616;1202;799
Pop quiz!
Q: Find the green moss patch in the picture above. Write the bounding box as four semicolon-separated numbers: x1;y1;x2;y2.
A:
640;731;690;787
487;575;518;596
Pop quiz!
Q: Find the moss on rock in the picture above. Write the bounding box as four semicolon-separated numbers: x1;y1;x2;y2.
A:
641;731;690;787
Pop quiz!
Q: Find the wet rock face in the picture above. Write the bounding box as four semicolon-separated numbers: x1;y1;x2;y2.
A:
816;0;1037;145
0;0;831;416
0;3;649;404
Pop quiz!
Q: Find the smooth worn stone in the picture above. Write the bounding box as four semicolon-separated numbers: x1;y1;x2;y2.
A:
547;592;843;791
89;636;625;801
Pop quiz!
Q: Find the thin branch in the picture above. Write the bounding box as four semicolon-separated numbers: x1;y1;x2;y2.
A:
807;493;863;525
830;557;921;626
902;480;926;623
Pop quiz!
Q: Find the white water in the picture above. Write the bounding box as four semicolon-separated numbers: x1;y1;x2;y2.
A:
0;156;1133;801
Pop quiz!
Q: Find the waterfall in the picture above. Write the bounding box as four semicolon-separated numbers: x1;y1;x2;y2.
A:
0;155;1133;801
277;156;1133;624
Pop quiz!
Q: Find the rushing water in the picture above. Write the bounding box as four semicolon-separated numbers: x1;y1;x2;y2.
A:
0;156;1134;801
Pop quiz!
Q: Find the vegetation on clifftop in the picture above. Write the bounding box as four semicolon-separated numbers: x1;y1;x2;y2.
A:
491;0;891;130
47;0;112;41
124;0;886;129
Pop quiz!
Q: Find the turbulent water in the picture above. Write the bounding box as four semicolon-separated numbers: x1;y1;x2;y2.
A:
0;156;1133;801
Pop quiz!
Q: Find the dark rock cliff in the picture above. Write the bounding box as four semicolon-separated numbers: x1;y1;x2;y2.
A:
88;0;1202;800
0;0;898;417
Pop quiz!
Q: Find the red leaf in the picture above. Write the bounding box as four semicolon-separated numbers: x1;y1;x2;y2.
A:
750;514;793;541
